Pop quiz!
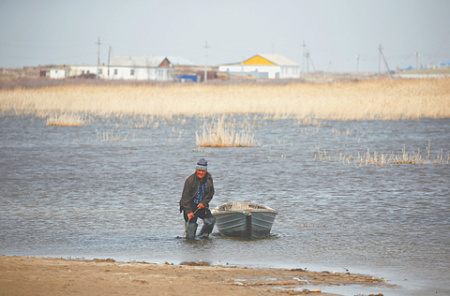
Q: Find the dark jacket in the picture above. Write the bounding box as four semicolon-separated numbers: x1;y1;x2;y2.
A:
179;172;215;214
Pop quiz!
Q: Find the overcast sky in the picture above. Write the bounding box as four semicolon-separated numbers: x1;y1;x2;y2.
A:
1;0;448;72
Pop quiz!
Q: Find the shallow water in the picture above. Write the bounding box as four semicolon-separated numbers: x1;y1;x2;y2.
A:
1;114;449;295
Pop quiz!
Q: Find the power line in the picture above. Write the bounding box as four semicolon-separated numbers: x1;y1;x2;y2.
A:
0;41;94;49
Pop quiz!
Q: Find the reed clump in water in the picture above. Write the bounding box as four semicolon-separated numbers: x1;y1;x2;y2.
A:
195;115;257;147
46;113;85;126
315;145;450;166
1;78;449;120
296;118;324;126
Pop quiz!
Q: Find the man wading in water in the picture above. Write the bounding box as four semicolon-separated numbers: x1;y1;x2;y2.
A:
180;158;216;239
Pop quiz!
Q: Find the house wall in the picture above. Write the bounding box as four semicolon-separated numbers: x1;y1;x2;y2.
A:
219;65;281;79
159;58;171;68
49;68;69;79
107;67;147;80
47;65;173;80
109;67;172;81
110;67;129;80
70;66;100;77
46;57;172;81
279;66;301;79
156;68;171;81
219;64;300;79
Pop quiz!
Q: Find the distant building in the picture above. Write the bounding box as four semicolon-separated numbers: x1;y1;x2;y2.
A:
70;65;99;78
218;54;301;79
46;65;103;79
106;56;173;81
48;67;71;79
47;56;182;81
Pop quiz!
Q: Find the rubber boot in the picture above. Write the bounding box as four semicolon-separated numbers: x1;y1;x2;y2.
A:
198;216;216;238
185;222;198;239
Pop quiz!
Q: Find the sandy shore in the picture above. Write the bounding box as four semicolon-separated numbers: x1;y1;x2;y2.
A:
0;256;393;296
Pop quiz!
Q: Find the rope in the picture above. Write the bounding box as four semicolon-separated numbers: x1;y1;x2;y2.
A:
182;207;209;239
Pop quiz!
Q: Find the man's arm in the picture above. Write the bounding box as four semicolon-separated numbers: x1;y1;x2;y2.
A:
180;175;194;214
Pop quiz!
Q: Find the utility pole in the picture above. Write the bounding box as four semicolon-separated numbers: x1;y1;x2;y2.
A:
415;52;419;70
301;41;306;78
356;55;360;73
306;51;310;73
308;51;316;72
95;37;102;79
304;50;315;73
204;41;209;83
378;44;392;80
378;48;381;77
108;46;111;80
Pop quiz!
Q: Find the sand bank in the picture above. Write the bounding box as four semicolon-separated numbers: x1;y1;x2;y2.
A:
0;256;393;295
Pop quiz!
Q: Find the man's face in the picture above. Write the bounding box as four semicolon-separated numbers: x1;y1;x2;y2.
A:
196;169;206;179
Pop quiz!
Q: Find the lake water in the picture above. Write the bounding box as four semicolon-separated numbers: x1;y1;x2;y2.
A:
1;114;449;295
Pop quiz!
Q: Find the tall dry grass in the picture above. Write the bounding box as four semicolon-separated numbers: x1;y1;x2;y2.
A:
196;115;257;147
46;113;86;126
1;78;449;120
315;145;450;166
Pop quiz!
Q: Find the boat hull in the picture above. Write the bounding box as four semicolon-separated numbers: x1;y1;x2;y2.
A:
212;203;277;239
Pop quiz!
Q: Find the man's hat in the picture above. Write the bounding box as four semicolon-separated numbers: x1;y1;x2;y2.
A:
196;158;207;171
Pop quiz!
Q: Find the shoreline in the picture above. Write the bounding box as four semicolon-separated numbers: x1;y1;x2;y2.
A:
0;256;394;296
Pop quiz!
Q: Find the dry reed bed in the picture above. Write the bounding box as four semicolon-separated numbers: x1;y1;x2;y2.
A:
315;146;450;166
195;115;257;147
1;78;449;119
46;113;86;126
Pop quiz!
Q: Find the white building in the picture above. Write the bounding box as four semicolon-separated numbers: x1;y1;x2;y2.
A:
106;56;173;81
70;65;99;78
218;54;301;79
48;67;71;79
48;65;101;79
47;56;175;81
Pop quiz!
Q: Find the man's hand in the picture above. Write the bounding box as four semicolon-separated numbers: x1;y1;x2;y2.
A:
197;203;205;209
187;212;194;220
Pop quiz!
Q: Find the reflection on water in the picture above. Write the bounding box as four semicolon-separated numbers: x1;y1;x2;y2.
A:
1;114;449;296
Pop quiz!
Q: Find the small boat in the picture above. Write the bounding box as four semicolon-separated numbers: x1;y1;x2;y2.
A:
211;202;278;239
